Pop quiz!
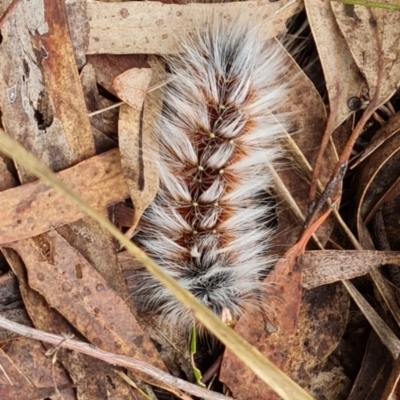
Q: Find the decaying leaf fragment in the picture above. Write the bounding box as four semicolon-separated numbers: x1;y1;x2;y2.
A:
118;58;164;235
305;0;366;128
3;246;140;400
0;338;75;399
356;113;400;231
7;230;167;373
332;2;400;106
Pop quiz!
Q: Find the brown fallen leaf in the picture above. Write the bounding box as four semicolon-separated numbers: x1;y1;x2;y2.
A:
271;41;334;248
0;309;32;343
348;331;393;400
5;230;206;398
355;113;400;227
332;2;400;107
352;112;400;329
0;335;75;399
288;283;351;399
113;68;153;110
7;230;167;372
119;58;164;236
305;0;366;129
220;242;304;400
0;149;128;245
344;280;400;360
3;247;140;400
352;111;400;168
301;250;400;289
301;7;357;209
0;156;17;192
0;338;73;392
0;3;148;398
66;0;303;55
111;202;135;227
221;196;333;399
0;383;74;400
86;54;148;94
0;1;90;181
0;314;235;400
382;352;400;399
80;63;117;152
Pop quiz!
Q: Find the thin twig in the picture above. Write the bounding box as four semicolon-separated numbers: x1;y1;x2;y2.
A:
0;315;232;400
306;86;381;228
308;101;338;206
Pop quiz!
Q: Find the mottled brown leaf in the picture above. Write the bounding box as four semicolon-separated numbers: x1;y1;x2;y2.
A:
0;338;73;391
7;230;167;373
3;248;137;400
119;58;164;235
0;383;73;400
332;2;400;106
305;0;366;128
0;149;128;245
301;250;400;289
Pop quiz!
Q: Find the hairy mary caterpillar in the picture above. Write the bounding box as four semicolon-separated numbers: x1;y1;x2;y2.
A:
133;17;292;329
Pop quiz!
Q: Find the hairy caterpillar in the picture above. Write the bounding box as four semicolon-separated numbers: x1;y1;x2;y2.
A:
133;17;292;329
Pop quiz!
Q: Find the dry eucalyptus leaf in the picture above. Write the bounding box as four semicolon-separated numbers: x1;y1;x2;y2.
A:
352;112;400;167
288;284;351;400
0;309;32;343
332;2;400;106
0;384;74;400
343;280;400;360
0;337;74;399
270;43;333;247
353;114;400;329
81;63;104;130
0;149;129;245
2;1;160;399
301;250;400;289
220;245;304;400
66;0;303;55
305;0;366;128
8;230;167;374
119;59;164;234
347;331;393;400
3;247;138;400
356;114;400;228
113;68;153;110
0;157;17;192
